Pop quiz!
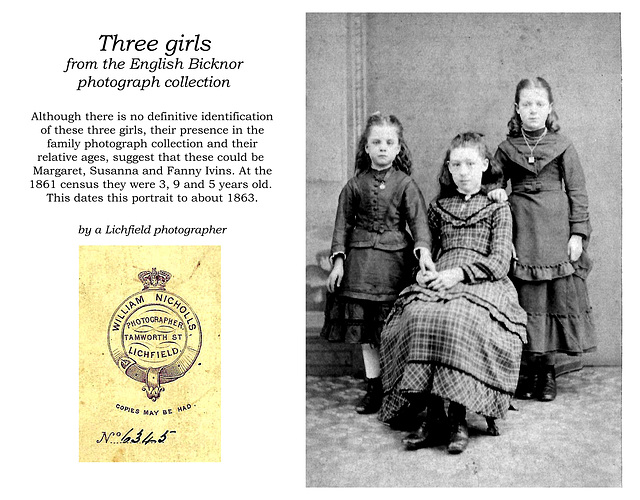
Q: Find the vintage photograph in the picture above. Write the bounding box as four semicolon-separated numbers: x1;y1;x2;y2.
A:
306;13;621;487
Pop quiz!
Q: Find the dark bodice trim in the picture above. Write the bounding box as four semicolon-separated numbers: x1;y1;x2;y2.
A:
434;196;501;226
498;132;572;174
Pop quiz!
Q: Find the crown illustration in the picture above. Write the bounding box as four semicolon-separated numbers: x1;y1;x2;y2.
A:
138;268;172;290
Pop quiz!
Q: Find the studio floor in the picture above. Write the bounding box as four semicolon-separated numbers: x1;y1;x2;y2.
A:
306;366;622;487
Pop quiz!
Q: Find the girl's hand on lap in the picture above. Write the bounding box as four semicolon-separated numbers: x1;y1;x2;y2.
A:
426;268;464;291
417;270;438;287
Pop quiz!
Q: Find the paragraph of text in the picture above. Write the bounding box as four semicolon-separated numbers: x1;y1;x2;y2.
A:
30;110;275;206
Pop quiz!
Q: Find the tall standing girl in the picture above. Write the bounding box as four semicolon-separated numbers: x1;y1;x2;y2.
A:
489;77;596;401
322;112;435;414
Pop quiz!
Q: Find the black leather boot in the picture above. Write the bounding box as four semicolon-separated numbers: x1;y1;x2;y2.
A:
515;360;538;400
447;402;469;454
355;377;383;414
538;365;557;402
402;397;448;450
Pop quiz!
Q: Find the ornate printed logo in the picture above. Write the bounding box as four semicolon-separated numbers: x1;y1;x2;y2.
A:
108;268;202;402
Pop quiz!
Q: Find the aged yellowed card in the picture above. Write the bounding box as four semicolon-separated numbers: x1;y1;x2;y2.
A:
79;246;221;462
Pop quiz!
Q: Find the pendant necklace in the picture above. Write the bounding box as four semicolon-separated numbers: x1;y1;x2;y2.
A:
373;168;392;190
522;127;547;164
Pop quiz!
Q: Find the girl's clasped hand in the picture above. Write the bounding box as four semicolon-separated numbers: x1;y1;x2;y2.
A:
416;268;464;291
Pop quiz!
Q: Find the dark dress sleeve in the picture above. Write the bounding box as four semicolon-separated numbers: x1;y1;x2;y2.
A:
401;178;432;250
330;179;357;258
560;143;591;239
491;146;511;191
427;203;441;260
459;204;513;283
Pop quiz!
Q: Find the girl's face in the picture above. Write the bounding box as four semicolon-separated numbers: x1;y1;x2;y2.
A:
516;87;553;131
447;145;488;195
365;125;401;170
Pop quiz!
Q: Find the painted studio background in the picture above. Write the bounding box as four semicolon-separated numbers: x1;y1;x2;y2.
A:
306;13;621;372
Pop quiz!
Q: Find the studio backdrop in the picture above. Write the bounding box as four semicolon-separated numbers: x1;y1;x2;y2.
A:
306;13;621;368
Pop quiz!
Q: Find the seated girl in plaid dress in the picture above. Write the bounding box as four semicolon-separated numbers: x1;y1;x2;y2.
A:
379;132;527;454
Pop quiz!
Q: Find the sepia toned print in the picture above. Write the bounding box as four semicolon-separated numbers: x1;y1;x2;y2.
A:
79;246;221;462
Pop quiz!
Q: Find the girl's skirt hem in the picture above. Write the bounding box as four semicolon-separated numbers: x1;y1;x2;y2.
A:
379;282;525;420
516;273;596;354
511;251;593;282
523;309;597;354
524;347;597;356
320;293;393;345
380;363;514;420
511;260;576;281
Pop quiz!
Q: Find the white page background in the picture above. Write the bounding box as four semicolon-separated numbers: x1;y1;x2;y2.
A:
2;1;636;497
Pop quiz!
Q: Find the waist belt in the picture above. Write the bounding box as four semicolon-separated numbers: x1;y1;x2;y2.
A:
355;224;387;234
511;180;563;194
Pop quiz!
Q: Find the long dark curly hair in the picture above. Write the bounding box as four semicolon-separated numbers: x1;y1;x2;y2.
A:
437;132;502;199
507;77;561;137
354;112;412;175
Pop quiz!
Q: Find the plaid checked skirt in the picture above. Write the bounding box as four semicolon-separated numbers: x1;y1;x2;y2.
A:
380;280;527;420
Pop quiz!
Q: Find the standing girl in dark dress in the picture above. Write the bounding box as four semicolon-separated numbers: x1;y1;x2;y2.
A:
488;77;596;401
322;112;435;414
379;132;527;454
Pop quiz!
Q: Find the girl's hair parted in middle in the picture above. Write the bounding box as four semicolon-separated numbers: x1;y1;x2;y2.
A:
507;76;561;137
437;132;502;199
354;112;413;176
